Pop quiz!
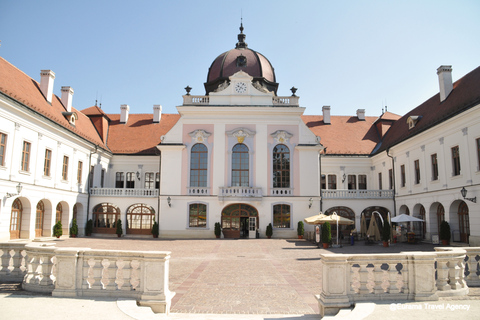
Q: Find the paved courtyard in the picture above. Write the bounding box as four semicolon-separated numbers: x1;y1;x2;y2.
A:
53;237;439;315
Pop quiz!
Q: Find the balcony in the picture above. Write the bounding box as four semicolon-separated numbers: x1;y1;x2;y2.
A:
183;95;299;107
321;189;394;199
90;188;159;197
218;186;263;201
187;187;210;195
270;188;293;196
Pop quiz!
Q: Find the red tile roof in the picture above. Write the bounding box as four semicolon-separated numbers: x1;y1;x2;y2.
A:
375;65;480;154
302;115;381;155
106;113;181;154
0;56;107;149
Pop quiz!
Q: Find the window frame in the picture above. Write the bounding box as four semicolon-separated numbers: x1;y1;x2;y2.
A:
0;132;6;166
273;203;291;229
431;153;439;181
21;141;31;172
272;144;290;188
115;172;125;188
358;174;367;190
77;161;83;184
400;165;406;187
189;203;207;228
327;174;337;190
347;174;356;190
452;145;461;176
231;143;249;187
414;159;420;184
145;172;155;189
62;155;69;181
126;172;135;188
44;149;52;177
190;143;208;188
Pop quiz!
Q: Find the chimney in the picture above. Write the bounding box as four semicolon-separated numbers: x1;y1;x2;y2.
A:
437;65;453;102
322;106;331;124
40;70;55;104
153;104;162;123
61;86;74;112
120;104;130;124
357;109;365;121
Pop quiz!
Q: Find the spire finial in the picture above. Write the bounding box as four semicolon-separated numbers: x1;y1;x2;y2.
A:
236;19;247;49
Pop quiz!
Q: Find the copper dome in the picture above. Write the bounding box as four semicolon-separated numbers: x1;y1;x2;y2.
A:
204;24;278;95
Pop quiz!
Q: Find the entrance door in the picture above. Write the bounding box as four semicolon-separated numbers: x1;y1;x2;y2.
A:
10;198;22;240
35;201;44;237
249;217;256;239
458;202;469;243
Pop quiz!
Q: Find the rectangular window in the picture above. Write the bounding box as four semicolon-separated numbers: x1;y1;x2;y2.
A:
189;203;207;228
0;132;7;166
155;172;160;189
273;204;291;228
145;172;154;189
477;138;480;171
327;175;337;190
321;174;326;190
21;141;31;171
414;159;420;184
89;166;94;188
452;146;461;176
44;149;52;176
62;156;69;180
358;174;367;190
115;172;124;188
126;172;135;188
77;161;83;184
347;175;356;190
101;169;105;187
378;172;383;190
389;169;393;189
400;165;406;187
431;153;438;181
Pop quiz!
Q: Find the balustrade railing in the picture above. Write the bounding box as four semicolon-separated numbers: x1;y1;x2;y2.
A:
219;186;262;200
90;188;159;197
187;187;210;195
270;188;293;196
317;248;472;317
0;242;174;314
183;95;299;106
322;189;393;199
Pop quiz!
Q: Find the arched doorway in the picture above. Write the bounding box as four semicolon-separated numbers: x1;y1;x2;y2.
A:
359;206;389;239
221;204;258;238
436;203;445;235
324;206;355;240
458;201;469;243
412;204;426;239
10;198;22;239
35;201;45;237
92;203;121;234
126;203;155;235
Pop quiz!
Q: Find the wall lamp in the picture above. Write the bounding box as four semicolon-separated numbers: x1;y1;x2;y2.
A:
460;187;476;203
167;196;172;207
308;198;313;209
6;183;23;198
342;173;346;183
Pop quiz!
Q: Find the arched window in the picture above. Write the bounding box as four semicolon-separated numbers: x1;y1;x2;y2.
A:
273;144;290;188
127;204;155;235
273;204;291;228
190;144;208;187
10;198;23;239
36;201;45;237
189;203;207;228
92;203;121;234
458;201;469;243
56;203;62;223
232;143;249;187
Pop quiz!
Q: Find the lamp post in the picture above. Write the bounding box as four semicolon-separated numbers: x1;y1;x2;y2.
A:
460;187;476;203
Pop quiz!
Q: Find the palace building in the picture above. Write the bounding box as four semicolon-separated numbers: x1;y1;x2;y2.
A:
1;25;479;244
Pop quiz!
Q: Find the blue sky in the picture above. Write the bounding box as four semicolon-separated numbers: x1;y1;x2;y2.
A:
1;0;479;117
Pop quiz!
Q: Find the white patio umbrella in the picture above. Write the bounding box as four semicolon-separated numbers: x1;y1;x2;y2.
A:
391;214;424;223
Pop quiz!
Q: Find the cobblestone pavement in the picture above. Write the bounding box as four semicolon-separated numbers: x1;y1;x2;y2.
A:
53;237;440;315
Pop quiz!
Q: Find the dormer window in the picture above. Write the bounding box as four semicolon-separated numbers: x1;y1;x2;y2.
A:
407;115;421;130
62;111;78;126
236;55;247;67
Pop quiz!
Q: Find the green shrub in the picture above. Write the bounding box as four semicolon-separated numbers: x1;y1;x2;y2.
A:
70;219;78;236
297;221;304;236
116;219;123;236
53;220;63;238
266;223;273;238
439;220;451;242
321;222;331;244
85;219;93;236
214;222;221;237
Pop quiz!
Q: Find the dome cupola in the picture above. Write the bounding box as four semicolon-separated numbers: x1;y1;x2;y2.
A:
204;23;278;95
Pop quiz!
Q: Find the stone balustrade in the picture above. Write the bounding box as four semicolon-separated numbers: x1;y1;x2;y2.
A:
183;95;299;106
218;186;263;200
187;187;210;195
317;248;471;317
322;189;394;199
90;188;159;197
270;188;293;196
435;247;480;287
0;242;174;314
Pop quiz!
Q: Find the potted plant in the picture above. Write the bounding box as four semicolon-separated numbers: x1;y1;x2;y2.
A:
116;219;123;237
53;220;63;238
439;220;451;245
382;220;390;247
151;219;159;238
70;219;78;237
266;223;273;239
321;222;331;249
85;219;93;236
297;221;304;239
214;222;221;238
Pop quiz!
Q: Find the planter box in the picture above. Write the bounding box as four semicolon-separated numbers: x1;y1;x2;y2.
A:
222;229;240;239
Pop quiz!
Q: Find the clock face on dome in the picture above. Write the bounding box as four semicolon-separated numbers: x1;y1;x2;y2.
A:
234;82;247;93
